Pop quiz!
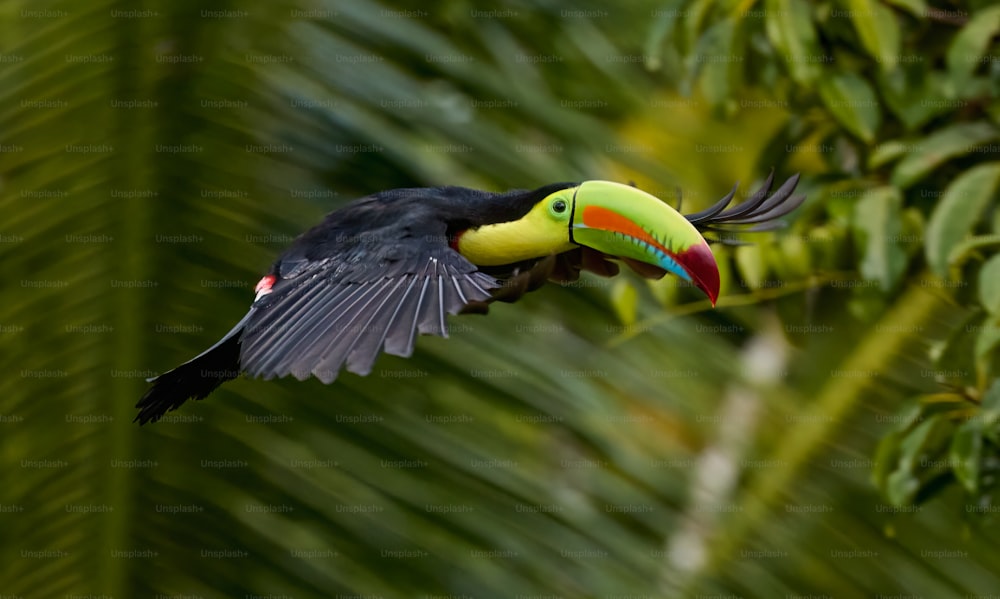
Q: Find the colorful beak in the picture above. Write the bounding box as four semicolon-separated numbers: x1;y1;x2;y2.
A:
569;181;720;305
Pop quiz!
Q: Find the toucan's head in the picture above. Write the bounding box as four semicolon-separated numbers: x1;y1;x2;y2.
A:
456;181;720;305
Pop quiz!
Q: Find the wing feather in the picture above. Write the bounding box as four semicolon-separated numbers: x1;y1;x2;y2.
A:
240;253;496;384
417;259;446;336
344;278;414;375
385;271;430;358
243;280;356;378
305;279;401;383
286;281;392;382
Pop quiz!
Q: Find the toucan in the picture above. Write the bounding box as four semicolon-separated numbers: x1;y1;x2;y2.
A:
135;173;803;423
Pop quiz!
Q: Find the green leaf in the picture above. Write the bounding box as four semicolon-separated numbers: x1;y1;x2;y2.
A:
976;319;1000;372
765;0;822;85
990;97;1000;128
647;274;680;306
925;162;1000;277
853;186;907;291
982;378;1000;422
715;244;735;299
946;6;1000;95
876;66;948;131
892;400;928;433
779;233;812;280
891;122;1000;189
683;0;717;55
886;468;922;506
934;313;985;387
869;140;909;168
610;279;638;326
818;71;881;143
882;0;927;17
873;430;903;491
885;413;954;505
735;243;768;289
979;255;1000;314
898;415;946;472
804;224;845;271
900;207;926;259
695;18;738;109
872;399;924;496
916;393;973;420
846;0;901;70
947;234;1000;269
950;419;983;494
643;0;688;71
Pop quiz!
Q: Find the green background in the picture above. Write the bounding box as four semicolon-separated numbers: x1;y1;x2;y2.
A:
2;0;1000;597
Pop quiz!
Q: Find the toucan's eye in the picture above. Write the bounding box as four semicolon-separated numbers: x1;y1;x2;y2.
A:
552;199;567;213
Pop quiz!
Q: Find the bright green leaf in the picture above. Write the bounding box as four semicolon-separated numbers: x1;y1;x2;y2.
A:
847;285;889;322
900;208;925;258
887;467;921;506
982;378;1000;419
975;319;1000;366
946;6;1000;94
883;413;954;505
873;430;904;491
891;400;926;433
950;419;983;494
925;162;1000;277
715;244;735;299
891;122;1000;189
735;243;768;289
883;0;927;17
683;0;717;55
646;274;679;307
847;0;901;70
765;0;822;85
804;225;844;271
853;187;907;291
934;313;985;387
869;140;909;168
695;18;738;109
916;393;974;421
898;414;948;472
947;234;1000;269
979;255;1000;313
876;66;948;131
610;279;638;326
819;71;881;143
779;233;812;279
643;0;688;71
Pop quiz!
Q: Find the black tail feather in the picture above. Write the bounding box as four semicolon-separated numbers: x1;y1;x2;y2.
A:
684;172;805;245
134;313;250;425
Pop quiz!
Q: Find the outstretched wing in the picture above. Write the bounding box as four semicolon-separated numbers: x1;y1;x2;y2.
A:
239;213;498;384
684;172;805;245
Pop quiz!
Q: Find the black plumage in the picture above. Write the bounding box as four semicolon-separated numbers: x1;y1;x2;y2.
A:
135;175;802;424
136;185;563;423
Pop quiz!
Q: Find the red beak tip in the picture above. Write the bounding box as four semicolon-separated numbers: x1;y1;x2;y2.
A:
678;242;720;307
698;283;719;307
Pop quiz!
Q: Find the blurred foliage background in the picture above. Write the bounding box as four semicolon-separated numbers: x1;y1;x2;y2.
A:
2;0;1000;597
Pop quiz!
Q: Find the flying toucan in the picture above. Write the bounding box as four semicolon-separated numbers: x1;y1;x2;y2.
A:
135;172;803;424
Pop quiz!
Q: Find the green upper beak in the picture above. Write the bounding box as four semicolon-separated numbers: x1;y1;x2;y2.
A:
569;181;720;305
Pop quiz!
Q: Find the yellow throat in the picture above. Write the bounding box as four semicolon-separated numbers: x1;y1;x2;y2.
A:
455;198;576;266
